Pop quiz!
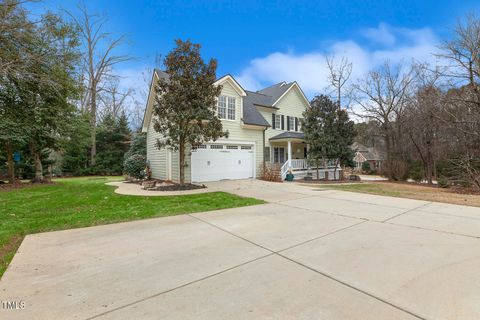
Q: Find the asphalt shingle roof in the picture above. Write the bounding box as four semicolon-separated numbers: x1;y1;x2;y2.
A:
351;142;386;161
150;71;297;127
269;131;305;140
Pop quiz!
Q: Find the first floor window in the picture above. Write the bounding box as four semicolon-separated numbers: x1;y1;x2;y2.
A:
217;95;226;119
273;147;285;163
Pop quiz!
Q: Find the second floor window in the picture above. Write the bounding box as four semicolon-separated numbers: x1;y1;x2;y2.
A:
217;95;236;120
288;117;295;131
217;96;226;119
275;114;281;130
227;96;236;120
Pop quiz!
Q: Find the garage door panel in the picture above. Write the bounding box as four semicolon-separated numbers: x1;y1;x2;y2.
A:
191;144;254;182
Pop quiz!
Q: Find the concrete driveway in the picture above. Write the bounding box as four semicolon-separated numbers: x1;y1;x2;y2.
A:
2;180;480;320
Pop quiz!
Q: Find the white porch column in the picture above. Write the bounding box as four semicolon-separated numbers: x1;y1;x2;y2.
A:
287;140;292;168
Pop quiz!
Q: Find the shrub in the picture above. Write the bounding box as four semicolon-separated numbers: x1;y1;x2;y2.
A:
409;160;424;182
437;177;449;188
260;163;282;182
386;160;410;181
124;154;146;180
361;161;372;174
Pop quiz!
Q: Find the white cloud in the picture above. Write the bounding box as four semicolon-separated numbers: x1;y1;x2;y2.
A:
235;23;441;98
361;23;396;46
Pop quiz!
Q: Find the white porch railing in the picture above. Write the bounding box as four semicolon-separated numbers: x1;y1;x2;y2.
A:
280;159;291;180
291;159;308;170
280;159;308;180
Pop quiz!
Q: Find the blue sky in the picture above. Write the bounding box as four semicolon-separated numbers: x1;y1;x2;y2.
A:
29;0;480;100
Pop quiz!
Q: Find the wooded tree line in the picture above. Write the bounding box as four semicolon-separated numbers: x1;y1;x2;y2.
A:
346;15;480;189
0;1;144;183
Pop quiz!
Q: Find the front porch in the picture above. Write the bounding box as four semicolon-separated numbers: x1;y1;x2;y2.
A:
268;132;341;180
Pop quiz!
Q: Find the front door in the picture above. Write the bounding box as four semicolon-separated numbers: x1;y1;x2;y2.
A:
273;147;285;164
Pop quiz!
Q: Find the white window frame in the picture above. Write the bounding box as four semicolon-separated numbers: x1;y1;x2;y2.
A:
275;114;281;130
227;96;236;120
217;96;227;119
273;147;285;163
288;117;295;131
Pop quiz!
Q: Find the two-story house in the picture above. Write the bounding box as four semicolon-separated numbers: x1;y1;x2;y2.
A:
142;70;311;183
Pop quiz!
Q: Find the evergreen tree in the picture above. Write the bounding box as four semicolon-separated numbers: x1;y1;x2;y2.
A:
95;111;131;175
62;112;91;175
0;6;81;182
124;132;146;159
153;39;227;184
302;95;355;180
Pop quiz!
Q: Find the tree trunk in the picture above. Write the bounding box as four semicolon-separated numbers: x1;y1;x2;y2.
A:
385;129;394;180
31;148;44;182
5;142;15;184
90;87;97;166
316;159;319;181
179;141;185;185
333;159;339;181
425;140;434;185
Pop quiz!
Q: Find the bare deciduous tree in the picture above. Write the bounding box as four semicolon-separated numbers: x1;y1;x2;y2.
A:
326;55;352;109
351;61;415;180
69;4;132;165
98;78;133;120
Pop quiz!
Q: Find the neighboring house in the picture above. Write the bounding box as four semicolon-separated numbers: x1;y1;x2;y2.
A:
352;142;386;173
142;70;326;183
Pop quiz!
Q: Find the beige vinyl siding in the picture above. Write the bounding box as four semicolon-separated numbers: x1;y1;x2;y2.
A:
215;81;264;177
146;117;167;179
169;145;192;183
261;87;308;147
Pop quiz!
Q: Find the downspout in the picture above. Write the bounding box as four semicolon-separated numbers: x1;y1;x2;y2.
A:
263;127;267;163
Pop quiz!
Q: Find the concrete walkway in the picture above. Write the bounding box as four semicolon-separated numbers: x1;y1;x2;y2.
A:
2;180;480;319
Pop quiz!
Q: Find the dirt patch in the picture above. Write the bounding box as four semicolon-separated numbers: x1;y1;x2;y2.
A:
1;235;24;266
151;183;206;191
325;181;480;207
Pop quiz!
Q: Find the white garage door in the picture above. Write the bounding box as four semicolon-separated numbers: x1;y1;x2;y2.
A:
191;144;254;182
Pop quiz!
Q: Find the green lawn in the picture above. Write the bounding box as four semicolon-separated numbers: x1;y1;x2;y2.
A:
0;176;264;277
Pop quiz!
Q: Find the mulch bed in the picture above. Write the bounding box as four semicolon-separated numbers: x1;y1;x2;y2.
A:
449;186;480;196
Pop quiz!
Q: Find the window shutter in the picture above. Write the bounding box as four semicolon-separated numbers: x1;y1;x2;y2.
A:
286;116;290;131
272;114;275;129
295;117;298;131
281;115;284;130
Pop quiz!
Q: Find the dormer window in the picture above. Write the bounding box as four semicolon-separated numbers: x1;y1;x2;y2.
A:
217;95;236;120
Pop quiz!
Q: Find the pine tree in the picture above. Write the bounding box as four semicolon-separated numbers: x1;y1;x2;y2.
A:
95;111;131;174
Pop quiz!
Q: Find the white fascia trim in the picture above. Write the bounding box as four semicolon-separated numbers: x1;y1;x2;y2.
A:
141;71;160;132
214;75;247;97
271;82;310;108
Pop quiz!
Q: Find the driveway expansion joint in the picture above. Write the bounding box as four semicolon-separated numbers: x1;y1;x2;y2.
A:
84;253;276;320
382;202;433;223
275;252;427;320
188;214;426;320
